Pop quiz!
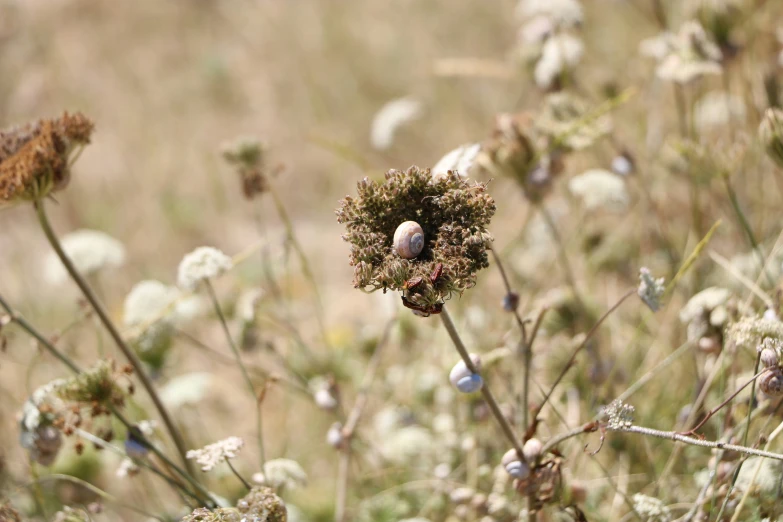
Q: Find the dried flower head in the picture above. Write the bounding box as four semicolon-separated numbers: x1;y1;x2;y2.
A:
18;379;67;466
186;436;244;472
632;493;672;522
568;169;628;210
56;360;130;411
221;135;270;199
370;97;423;150
43;229;126;285
759;108;783;169
638;267;665;312
336;166;495;315
650;21;722;83
177;246;233;290
236;486;287;522
0;112;93;204
603;399;635;430
478;112;562;202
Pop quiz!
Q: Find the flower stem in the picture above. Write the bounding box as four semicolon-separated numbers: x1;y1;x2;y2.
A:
227;459;252;490
440;306;523;455
204;279;266;470
33;200;194;477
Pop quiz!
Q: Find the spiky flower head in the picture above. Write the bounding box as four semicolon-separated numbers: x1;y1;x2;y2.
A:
43;229;126;284
336;166;495;316
177;246;233;291
759;108;783;170
186;436;244;472
55;359;132;412
0;112;93;204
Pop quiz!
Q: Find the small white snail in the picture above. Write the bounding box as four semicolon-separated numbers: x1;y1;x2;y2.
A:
501;448;530;479
522;438;543;462
760;347;779;369
326;422;344;448
760;367;783;396
449;354;484;393
394;221;425;259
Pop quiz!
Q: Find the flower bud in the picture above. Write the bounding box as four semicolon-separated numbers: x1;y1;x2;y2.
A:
759;108;783;169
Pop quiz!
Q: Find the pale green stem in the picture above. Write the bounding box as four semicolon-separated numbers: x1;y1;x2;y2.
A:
33;200;195;477
204;279;266;470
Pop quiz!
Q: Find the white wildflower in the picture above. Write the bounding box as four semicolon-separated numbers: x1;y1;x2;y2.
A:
43;229;126;284
679;287;731;326
693;91;746;133
380;426;434;465
534;33;584;89
516;0;583;27
603;400;634;430
632;494;672;522
638;267;665;312
370;97;422;150
186;436;244;472
177;246;233;290
116;457;140;478
160;372;213;409
123;280;179;360
736;457;783;494
568;169;628;210
653;21;722;83
432;143;481;181
258;458;308;490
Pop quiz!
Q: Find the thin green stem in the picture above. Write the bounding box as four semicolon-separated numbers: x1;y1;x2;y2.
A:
33;200;194;477
227;459;252;490
205;280;266;469
723;177;774;287
440;306;524;456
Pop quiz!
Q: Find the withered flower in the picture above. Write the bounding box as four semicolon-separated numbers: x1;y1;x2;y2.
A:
221;136;271;199
0;112;93;204
336;166;495;316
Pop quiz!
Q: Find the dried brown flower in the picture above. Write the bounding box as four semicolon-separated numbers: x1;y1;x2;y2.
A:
0;112;93;203
336;166;495;315
221;136;273;199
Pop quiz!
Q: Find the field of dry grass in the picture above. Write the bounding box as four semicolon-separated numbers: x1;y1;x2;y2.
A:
2;0;783;521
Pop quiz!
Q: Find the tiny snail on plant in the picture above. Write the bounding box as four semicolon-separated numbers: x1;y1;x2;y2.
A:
449;354;483;393
759;367;783;396
760;347;779;368
501;448;530;479
393;221;424;259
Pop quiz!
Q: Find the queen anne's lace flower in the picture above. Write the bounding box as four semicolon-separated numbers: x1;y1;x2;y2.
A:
186;436;244;471
632;494;672;522
534;33;584;89
568;169;628;210
257;458;308;491
647;21;722;84
44;229;126;284
370;97;422;150
177;246;233;290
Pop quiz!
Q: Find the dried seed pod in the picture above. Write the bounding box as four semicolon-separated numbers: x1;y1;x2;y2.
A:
449;354;484;393
759;367;783;396
760;347;779;368
501;448;530;479
393;221;424;259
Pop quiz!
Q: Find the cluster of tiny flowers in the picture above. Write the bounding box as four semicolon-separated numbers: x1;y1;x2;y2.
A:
603;400;634;430
181;486;286;522
186;436;244;471
727;316;783;351
567;169;628;211
336;166;495;314
632;494;672;522
177;246;233;291
43;229;126;284
254;458;308;491
641;21;722;84
637;267;665;312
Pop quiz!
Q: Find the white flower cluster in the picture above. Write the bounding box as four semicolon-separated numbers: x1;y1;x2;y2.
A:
632;494;672;522
186;436;244;471
177;246;233;290
370;97;422;150
641;21;722;84
603;399;634;430
254;458;308;491
44;229;126;284
568;169;628;211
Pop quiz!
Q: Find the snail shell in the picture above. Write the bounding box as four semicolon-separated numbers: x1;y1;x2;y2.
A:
501;448;530;479
523;438;543;462
394;221;424;259
760;347;779;369
760;367;783;396
449;354;483;393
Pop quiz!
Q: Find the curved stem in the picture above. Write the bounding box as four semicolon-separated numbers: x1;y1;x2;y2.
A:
440;306;524;456
205;280;266;470
33;200;194;476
